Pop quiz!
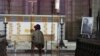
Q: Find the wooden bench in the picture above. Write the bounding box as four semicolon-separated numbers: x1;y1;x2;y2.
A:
75;38;100;56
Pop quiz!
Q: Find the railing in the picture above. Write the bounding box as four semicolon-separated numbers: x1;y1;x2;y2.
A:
75;38;100;56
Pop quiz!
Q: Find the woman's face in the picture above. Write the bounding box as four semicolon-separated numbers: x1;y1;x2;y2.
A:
83;19;88;24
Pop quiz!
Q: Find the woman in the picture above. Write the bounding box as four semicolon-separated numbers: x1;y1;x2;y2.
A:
31;24;44;56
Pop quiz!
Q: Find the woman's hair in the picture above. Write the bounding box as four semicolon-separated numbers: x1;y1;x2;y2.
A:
34;24;41;30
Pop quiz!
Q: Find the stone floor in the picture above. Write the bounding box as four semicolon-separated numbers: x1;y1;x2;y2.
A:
7;52;75;56
7;41;76;56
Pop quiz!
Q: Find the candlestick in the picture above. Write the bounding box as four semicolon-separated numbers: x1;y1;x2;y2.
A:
59;18;67;48
3;17;8;38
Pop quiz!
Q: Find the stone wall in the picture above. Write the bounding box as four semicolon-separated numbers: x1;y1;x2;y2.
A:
0;0;7;14
65;0;90;41
92;0;100;30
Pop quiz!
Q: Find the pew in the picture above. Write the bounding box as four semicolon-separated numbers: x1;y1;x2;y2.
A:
75;38;100;56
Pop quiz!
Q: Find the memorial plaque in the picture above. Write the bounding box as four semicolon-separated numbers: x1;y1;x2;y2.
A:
81;17;94;35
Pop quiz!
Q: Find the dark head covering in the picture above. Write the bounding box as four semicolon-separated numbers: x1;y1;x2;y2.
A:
34;24;41;30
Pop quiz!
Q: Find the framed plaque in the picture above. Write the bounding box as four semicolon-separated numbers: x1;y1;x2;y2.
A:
81;17;94;35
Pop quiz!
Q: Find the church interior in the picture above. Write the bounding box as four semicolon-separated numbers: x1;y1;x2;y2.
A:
0;0;100;56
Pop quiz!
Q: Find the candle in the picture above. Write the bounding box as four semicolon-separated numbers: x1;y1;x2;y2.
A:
61;18;63;24
5;17;7;23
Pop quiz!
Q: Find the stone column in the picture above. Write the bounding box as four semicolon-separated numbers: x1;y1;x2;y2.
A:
92;0;100;30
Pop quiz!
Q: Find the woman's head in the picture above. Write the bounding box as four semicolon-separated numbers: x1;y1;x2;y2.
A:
34;24;41;30
83;18;89;24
